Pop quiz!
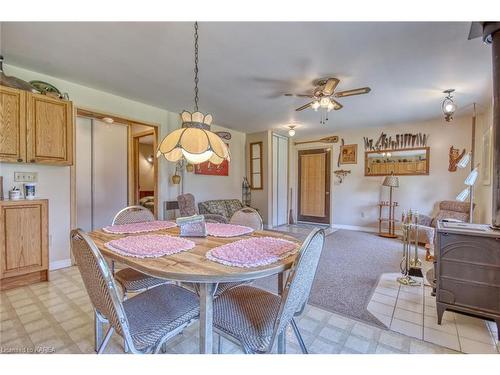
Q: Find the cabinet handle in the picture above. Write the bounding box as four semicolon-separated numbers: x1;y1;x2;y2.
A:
17;158;23;162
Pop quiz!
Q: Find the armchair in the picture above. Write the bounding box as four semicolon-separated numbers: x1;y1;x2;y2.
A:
408;200;472;261
177;193;228;223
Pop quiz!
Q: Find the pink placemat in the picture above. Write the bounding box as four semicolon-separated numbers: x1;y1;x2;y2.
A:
206;236;298;268
102;220;177;234
206;222;254;237
105;234;195;258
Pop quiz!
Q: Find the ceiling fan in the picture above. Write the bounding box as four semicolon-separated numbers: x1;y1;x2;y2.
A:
284;77;371;124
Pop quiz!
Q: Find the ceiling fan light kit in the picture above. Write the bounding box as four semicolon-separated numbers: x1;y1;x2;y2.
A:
285;77;371;124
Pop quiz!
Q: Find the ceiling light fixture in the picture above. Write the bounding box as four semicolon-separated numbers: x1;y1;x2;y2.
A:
157;22;230;165
442;89;457;122
287;125;296;137
311;101;320;111
101;117;114;124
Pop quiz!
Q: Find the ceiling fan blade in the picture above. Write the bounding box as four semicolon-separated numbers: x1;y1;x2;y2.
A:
284;93;314;98
322;78;339;96
331;99;343;110
334;87;371;98
468;22;483;40
295;102;313;111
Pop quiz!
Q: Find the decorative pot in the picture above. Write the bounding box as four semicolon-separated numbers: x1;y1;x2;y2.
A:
172;174;181;184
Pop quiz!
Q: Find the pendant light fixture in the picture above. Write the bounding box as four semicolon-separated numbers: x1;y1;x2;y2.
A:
442;89;457;122
157;22;230;165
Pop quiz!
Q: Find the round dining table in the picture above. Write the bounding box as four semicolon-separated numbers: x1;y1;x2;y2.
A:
88;225;302;354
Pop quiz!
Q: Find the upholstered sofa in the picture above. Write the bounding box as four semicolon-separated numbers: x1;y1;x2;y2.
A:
198;199;244;222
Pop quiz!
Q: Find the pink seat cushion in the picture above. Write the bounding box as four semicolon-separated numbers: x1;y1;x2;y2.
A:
206;223;254;237
103;220;176;234
206;236;298;268
105;234;195;258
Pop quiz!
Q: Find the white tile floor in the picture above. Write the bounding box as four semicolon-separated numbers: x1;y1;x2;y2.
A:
368;272;500;354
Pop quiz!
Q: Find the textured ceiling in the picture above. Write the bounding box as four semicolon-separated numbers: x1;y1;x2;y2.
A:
0;22;492;137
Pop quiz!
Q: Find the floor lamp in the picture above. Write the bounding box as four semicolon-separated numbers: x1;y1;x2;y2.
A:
380;174;399;238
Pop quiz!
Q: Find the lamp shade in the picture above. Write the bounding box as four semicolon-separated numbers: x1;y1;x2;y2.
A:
382;175;399;188
457;152;471;169
456;187;470;202
157;127;230;165
464;167;479;186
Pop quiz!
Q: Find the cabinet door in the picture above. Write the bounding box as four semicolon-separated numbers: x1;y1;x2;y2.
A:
0;203;48;279
26;93;73;165
0;86;26;163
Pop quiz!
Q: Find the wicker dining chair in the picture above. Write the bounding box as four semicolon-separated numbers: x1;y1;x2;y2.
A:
70;229;199;354
229;207;263;231
111;206;169;299
213;228;325;354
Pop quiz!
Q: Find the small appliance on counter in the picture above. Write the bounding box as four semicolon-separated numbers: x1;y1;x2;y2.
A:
9;187;21;200
24;183;37;200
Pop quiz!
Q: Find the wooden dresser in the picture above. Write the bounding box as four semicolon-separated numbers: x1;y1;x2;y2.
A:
0;199;49;290
435;221;500;339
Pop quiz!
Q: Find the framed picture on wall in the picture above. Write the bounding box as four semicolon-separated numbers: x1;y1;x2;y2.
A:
195;143;229;176
340;144;357;164
481;126;492;186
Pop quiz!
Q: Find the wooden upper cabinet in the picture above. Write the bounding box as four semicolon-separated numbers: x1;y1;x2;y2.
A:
0;85;26;163
26;92;73;165
0;85;73;166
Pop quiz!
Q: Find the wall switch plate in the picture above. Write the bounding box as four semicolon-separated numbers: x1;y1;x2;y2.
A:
14;172;38;182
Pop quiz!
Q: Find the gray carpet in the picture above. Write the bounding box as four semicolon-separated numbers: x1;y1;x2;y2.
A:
255;229;403;327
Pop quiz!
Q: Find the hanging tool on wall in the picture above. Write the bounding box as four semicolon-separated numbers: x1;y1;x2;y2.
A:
337;138;344;167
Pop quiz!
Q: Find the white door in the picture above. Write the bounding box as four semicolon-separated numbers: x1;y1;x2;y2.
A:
76;118;128;230
272;134;289;227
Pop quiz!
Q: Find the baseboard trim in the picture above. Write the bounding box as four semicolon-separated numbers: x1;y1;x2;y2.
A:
49;259;72;271
333;224;378;233
333;224;402;236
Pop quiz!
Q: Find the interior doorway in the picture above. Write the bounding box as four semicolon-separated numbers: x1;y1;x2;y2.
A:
73;109;160;234
75;117;129;231
131;125;158;216
297;148;331;224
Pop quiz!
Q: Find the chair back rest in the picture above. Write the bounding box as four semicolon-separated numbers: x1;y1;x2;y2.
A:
271;228;325;348
177;193;198;216
112;205;155;225
229;207;263;230
70;229;134;348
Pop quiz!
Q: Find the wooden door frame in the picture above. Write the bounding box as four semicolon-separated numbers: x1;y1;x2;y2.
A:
130;129;158;216
297;148;331;224
70;108;161;241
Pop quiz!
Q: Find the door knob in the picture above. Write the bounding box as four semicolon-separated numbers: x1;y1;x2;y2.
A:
326;191;330;195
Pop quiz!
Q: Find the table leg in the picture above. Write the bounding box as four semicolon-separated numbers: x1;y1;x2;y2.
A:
277;272;286;354
199;283;216;354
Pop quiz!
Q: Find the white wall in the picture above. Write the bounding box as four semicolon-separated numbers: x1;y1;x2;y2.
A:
246;131;273;226
290;113;491;230
0;64;245;268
